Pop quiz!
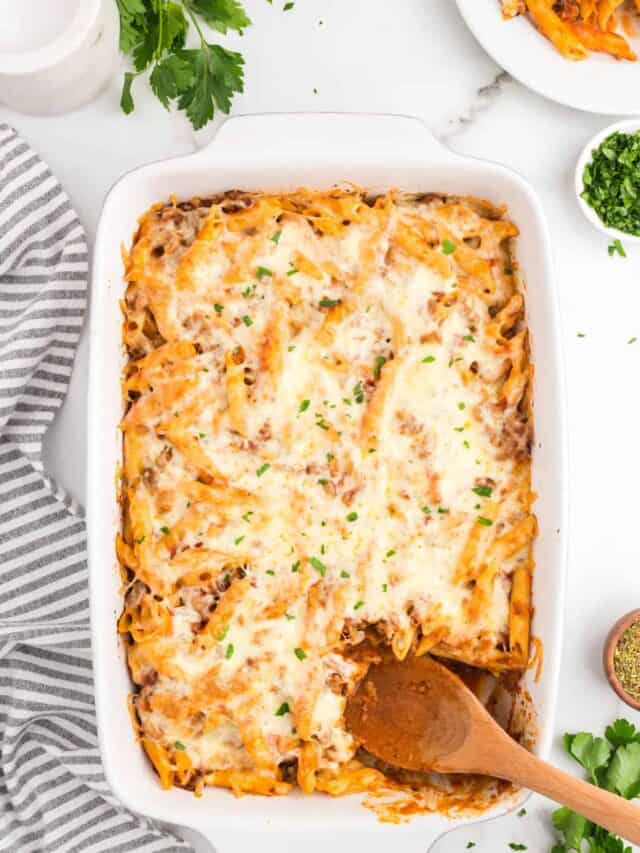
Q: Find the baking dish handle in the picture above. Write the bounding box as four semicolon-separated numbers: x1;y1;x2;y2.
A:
202;112;450;158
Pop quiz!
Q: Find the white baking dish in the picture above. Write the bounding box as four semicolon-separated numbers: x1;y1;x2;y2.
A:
87;112;567;850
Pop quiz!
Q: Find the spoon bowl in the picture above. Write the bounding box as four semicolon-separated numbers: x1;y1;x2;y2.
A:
346;655;640;844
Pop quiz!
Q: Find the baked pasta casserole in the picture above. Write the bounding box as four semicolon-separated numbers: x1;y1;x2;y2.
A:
118;188;536;806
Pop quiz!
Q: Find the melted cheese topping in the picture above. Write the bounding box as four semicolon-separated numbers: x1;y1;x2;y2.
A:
119;189;535;798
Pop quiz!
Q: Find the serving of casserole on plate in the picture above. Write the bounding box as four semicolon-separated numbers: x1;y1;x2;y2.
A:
88;113;566;843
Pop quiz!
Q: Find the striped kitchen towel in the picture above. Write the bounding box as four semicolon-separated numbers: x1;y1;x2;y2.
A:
0;124;191;852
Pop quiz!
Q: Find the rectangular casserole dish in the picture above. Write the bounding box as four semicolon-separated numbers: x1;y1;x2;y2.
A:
87;112;567;850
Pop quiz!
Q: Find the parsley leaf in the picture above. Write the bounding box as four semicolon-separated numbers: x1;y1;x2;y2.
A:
552;807;590;851
178;44;244;128
275;701;290;716
605;741;640;798
374;355;387;380
309;557;327;576
564;732;612;782
120;71;137;114
187;0;251;34
472;486;492;497
441;238;457;255
609;239;627;257
606;719;640;748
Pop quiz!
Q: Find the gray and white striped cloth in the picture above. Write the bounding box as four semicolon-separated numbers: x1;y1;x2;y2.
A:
0;124;192;852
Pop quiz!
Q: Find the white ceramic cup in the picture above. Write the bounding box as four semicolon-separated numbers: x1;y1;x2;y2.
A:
575;118;640;246
0;0;120;116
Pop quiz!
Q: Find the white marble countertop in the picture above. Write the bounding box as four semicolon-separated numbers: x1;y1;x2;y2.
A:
2;1;640;851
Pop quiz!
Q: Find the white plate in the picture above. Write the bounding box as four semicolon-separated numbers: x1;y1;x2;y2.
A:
456;0;640;115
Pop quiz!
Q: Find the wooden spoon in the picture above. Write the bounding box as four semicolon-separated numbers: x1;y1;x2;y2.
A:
345;654;640;844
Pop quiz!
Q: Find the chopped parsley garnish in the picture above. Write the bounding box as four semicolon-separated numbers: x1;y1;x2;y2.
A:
299;399;310;413
327;453;335;462
382;583;388;592
629;337;637;344
218;625;229;642
464;334;475;342
319;298;341;308
287;267;298;276
472;485;492;497
609;238;627;257
174;741;186;751
234;535;245;545
294;647;306;661
315;413;330;430
225;643;234;659
346;512;358;522
160;526;169;535
198;432;206;438
256;266;273;278
340;570;350;578
242;284;256;298
386;549;395;558
458;402;466;410
422;355;436;363
214;303;224;314
466;845;476;850
504;267;513;275
577;332;586;338
135;535;146;545
266;569;275;576
242;314;253;327
318;478;329;485
256;463;270;477
275;702;290;716
291;561;300;572
242;510;254;523
464;440;471;449
441;238;457;255
284;612;295;620
517;808;526;817
271;230;282;244
581;130;640;237
352;382;364;403
374;355;386;379
422;506;431;515
284;1;294;9
508;845;527;851
310;556;327;576
354;600;365;610
477;516;493;526
288;345;296;352
437;507;449;514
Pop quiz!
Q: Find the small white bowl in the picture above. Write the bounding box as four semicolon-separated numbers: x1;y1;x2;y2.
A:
575;119;640;246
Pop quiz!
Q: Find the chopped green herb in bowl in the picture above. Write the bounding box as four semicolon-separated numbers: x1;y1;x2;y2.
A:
576;121;640;245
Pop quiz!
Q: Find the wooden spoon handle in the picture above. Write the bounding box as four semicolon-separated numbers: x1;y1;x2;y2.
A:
495;744;640;844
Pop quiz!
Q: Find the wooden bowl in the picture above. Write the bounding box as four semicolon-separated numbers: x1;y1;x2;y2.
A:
603;609;640;711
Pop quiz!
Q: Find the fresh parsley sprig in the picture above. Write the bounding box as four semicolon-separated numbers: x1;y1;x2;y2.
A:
550;719;640;852
116;0;250;129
